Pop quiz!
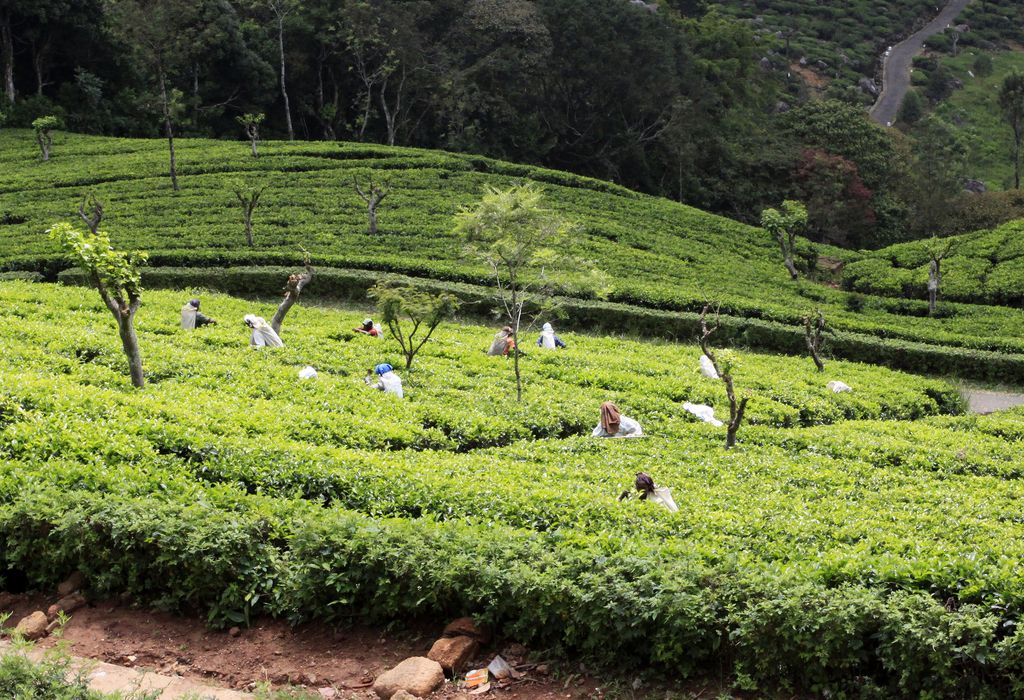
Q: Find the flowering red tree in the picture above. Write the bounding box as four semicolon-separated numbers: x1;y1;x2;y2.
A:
795;148;875;248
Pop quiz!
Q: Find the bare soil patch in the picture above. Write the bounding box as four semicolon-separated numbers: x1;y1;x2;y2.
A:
0;593;734;699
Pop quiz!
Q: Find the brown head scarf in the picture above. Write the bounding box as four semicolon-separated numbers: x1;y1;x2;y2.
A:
600;401;621;435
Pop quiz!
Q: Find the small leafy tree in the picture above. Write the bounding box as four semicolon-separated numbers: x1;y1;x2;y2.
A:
237;112;265;157
699;304;748;449
353;175;391;235
760;200;807;280
32;115;60;161
0;111;6;131
231;180;267;247
456;183;605;401
803;309;826;372
369;283;459;370
926;237;957;316
999;71;1024;190
49;222;147;388
270;253;314;336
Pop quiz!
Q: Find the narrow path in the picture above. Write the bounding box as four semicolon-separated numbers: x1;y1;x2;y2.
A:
870;0;974;126
0;641;247;699
964;388;1024;415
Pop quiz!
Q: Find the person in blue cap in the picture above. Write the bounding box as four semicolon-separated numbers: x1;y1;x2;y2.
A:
365;363;404;398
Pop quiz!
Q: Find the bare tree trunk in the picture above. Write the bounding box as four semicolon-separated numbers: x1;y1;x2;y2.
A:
117;313;145;389
32;36;50;96
270;264;314;335
379;67;405;147
250;132;259;158
1015;126;1022;190
158;68;179;191
803;312;825;372
724;376;747;448
367;201;378;235
244;210;254;247
0;11;13;105
277;15;294;141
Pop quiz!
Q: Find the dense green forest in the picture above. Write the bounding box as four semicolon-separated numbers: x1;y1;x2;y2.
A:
1;0;1019;249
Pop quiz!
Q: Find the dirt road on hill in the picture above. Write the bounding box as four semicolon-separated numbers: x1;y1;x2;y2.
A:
870;0;974;126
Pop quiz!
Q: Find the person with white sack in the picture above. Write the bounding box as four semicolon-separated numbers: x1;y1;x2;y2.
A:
244;314;284;348
180;298;217;329
592;401;643;438
536;322;566;349
618;472;678;512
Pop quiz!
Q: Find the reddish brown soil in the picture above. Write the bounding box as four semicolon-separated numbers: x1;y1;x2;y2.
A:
0;592;730;699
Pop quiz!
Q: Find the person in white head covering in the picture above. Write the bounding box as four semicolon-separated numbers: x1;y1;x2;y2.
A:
181;299;217;330
536;322;566;349
244;314;284;348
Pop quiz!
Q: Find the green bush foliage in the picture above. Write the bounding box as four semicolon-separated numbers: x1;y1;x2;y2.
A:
8;281;1024;696
6;130;1024;376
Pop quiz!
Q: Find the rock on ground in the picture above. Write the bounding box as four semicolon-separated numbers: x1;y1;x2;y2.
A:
373;657;444;699
57;571;85;597
427;635;478;673
14;611;49;640
442;617;490;644
48;592;87;620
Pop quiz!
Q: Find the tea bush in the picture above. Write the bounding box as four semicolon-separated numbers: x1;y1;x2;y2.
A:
4;282;1024;695
6;130;1024;377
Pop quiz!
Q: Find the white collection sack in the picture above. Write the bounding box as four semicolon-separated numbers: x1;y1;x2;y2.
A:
647;486;679;513
298;366;318;380
827;380;852;393
699;354;719;379
683;401;723;427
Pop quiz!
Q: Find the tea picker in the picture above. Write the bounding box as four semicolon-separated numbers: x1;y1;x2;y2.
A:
244;314;284;348
618;471;678;512
365;363;404;398
536;322;566;349
180;298;217;329
592;401;643;438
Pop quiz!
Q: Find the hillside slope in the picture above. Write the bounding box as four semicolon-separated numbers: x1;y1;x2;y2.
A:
3;131;1024;375
7;282;1024;696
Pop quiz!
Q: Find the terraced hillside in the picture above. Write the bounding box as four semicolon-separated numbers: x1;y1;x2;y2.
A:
844;218;1024;306
8;282;1024;696
4;130;1024;382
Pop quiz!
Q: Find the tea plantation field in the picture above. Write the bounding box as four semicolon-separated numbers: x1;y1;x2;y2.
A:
5;130;1024;381
4;281;1024;696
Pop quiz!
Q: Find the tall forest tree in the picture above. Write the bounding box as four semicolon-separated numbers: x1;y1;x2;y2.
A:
109;0;192;190
999;71;1024;190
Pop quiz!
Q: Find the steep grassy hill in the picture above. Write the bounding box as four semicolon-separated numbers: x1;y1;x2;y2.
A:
5;130;1024;383
7;282;1024;696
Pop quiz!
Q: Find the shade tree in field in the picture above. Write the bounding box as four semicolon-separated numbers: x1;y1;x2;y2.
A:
760;199;807;280
369;283;459;370
999;71;1024;190
32;115;59;161
48;222;147;388
352;175;391;235
270;254;314;336
456;183;604;401
698;304;748;449
926;237;957;316
237;112;265;157
803;309;826;372
230;179;267;247
77;192;103;234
